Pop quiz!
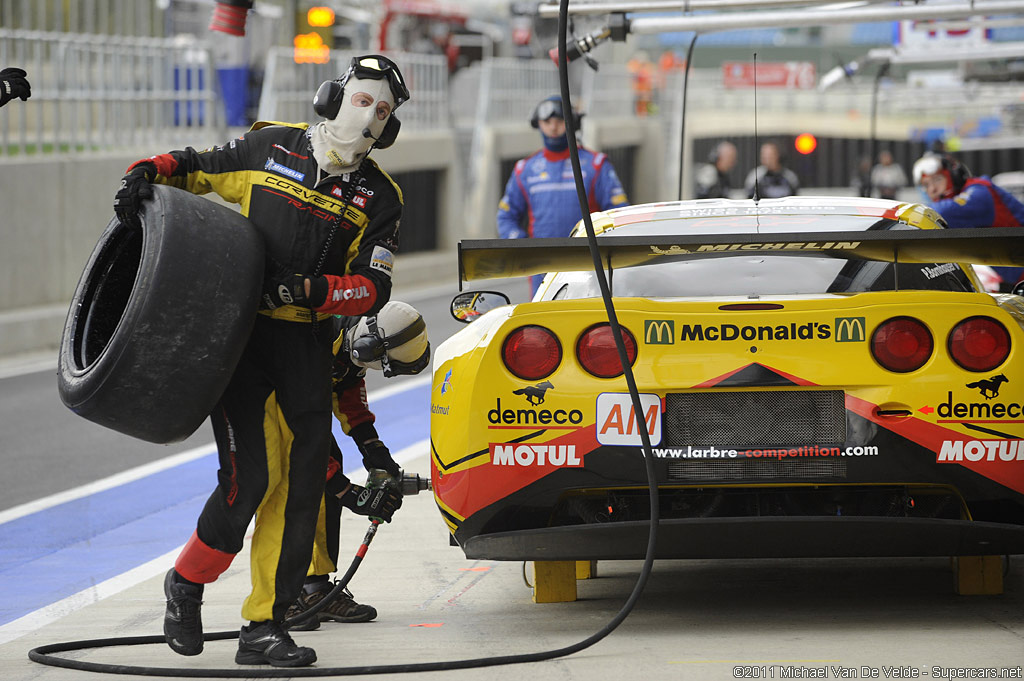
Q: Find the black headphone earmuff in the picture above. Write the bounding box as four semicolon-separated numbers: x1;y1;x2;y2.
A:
375;117;401;149
313;79;344;120
945;156;972;193
312;78;401;149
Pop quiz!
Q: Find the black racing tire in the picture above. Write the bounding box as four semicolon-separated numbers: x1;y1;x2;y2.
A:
58;184;265;444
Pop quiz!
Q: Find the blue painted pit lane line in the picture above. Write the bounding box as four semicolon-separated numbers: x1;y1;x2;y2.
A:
0;379;430;627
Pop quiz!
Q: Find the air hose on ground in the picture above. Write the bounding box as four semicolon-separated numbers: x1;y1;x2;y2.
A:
28;0;663;674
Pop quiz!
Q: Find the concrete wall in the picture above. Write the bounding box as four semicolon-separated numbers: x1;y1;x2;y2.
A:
0;130;465;359
0;117;748;360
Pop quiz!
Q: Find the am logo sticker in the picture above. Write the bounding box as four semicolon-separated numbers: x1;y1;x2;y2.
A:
596;393;662;446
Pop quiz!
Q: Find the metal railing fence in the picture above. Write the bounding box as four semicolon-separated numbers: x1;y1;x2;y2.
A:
256;48;449;131
0;29;224;156
0;0;162;35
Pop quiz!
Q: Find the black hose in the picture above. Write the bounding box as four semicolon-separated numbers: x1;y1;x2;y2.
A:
28;0;661;674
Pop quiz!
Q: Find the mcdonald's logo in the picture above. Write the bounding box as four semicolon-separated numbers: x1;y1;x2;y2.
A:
834;316;866;342
644;319;675;344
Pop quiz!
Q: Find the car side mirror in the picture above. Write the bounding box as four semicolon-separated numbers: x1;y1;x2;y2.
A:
450;291;510;323
1013;281;1024;297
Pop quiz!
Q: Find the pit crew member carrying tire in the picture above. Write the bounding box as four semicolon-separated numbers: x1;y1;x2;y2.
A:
112;55;410;668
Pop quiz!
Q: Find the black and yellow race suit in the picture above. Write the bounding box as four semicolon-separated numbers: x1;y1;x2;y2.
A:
150;121;403;623
315;344;378;577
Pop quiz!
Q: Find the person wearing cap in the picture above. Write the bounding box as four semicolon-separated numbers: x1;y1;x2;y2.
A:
285;301;429;630
913;153;1024;291
111;55;409;667
497;95;629;296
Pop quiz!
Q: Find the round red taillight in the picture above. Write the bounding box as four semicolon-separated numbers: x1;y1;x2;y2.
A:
502;325;561;380
576;323;637;378
871;317;933;373
948;316;1010;372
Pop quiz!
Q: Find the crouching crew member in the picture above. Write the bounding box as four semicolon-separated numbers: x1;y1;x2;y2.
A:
285;301;430;629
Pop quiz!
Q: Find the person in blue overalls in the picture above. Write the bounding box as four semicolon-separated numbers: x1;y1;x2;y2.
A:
914;153;1024;291
497;95;629;296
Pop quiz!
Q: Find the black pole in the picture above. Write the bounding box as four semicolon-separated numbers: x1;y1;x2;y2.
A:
866;61;891;198
677;33;699;201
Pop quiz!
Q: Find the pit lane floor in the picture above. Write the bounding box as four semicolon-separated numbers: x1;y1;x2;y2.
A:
2;480;1023;681
2;280;1023;680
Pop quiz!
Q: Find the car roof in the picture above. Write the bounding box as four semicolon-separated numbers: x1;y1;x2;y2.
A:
584;197;943;237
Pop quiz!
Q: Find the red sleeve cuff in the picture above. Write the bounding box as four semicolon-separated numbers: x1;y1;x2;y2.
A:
314;273;378;316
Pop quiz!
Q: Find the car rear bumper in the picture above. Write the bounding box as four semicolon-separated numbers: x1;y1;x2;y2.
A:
463;516;1024;560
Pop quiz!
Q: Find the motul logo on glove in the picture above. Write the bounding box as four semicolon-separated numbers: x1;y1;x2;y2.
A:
332;286;368;302
489;444;581;467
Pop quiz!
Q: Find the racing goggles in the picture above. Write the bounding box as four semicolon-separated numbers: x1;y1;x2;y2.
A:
534;98;565;122
346;55;410;109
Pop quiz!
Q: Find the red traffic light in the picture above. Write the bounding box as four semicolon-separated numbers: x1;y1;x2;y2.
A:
795;133;817;155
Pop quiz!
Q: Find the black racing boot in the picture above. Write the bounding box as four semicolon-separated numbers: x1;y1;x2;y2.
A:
235;620;317;667
163;568;204;656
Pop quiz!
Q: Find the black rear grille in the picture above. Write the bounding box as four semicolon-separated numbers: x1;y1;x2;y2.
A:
664;390;846;447
667;458;847;481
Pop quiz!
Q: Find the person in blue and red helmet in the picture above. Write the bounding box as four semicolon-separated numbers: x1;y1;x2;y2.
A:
497;95;629;296
112;55;410;668
914;153;1024;292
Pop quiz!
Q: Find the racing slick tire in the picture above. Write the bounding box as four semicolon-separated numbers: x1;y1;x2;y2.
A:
58;184;264;444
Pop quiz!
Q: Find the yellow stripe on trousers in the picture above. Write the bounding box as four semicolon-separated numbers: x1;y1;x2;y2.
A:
241;393;293;622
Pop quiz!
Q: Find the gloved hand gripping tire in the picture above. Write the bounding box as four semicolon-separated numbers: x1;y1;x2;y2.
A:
113;162;157;229
338;483;402;523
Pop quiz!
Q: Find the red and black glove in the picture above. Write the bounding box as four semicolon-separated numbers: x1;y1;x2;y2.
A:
260;273;329;310
113;162;156;229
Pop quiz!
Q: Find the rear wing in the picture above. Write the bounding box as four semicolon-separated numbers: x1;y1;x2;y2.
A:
458;228;1024;286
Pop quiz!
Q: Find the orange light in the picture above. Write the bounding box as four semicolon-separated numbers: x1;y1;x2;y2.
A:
293;32;329;64
307;6;335;27
795;133;818;155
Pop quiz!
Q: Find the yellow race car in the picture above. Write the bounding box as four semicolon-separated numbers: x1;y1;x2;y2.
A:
431;197;1024;576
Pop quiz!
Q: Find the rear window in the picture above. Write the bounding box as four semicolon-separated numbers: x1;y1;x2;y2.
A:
546;217;974;300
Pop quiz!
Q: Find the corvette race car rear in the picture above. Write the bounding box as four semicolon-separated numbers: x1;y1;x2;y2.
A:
430;199;1024;568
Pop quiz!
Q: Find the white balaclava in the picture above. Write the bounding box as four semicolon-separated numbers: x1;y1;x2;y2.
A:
311;75;395;176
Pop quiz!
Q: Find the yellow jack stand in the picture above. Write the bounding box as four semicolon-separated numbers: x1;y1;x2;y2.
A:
575;560;598;580
532;561;576;602
530;560;600;602
953;555;1003;595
